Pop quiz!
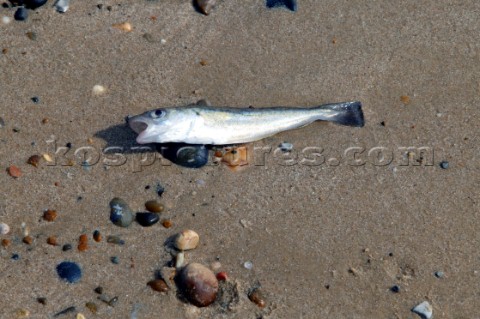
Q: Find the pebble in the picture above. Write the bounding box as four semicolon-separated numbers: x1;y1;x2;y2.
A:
93;230;102;242
439;161;449;169
147;279;169;293
160;144;209;168
11;253;20;260
7;165;22;178
176;263;219;307
279;142;293;152
2;239;11;247
266;0;297;11
54;306;76;317
174;230;199;251
78;234;88;251
175;251;185;268
222;146;248;168
434;271;444;278
85;302;97;314
106;235;125;245
76;314;86;319
47;236;58;246
25;0;48;9
195;0;216;15
0;222;10;235
145;200;164;213
62;244;72;251
92;85;106;96
31;96;39;103
25;31;37;40
162;219;173;228
156;183;165;197
22;236;33;245
0;117;5;128
94;286;104;294
56;261;82;283
2;16;12;24
136;212;160;227
15;309;30;318
400;95;411;105
109;198;134;227
55;0;70;13
390;285;400;293
37;297;47;305
243;261;253;270
411;301;433;319
43;209;57;222
14;7;28;21
112;22;132;32
216;271;228;281
248;288;266;308
110;256;119;264
27;155;41;167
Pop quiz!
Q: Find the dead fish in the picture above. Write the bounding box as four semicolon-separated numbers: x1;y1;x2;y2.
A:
128;101;364;145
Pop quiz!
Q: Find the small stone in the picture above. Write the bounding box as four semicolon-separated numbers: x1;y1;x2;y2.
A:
26;32;36;41
25;0;48;10
43;153;53;162
110;256;119;264
434;271;444;278
27;155;41;167
112;22;132;32
15;309;29;318
145;200;164;213
136;212;160;227
390;285;400;293
76;313;86;319
56;261;82;283
0;117;5;128
199;59;208;66
400;95;411;105
31;96;39;103
106;235;125;245
93;230;101;242
37;297;47;305
47;236;58;246
248;288;266;308
266;0;297;11
2;16;12;24
78;234;88;251
243;261;253;270
216;271;228;281
279;142;293;152
92;85;106;96
148;279;169;293
175;251;185;268
94;286;104;294
195;0;216;15
143;33;155;43
109;198;134;227
55;0;70;13
7;165;22;178
43;209;57;222
0;222;10;235
439;161;449;169
14;7;28;21
162;219;173;228
11;253;20;260
412;301;433;319
176;263;219;307
54;306;76;317
85;302;97;314
62;244;72;251
2;238;11;247
174;230;199;251
156;183;165;197
22;236;33;245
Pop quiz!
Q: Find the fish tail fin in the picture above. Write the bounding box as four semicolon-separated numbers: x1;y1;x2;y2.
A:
315;101;365;127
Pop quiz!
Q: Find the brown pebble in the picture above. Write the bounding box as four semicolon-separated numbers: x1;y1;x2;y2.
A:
78;234;88;251
43;209;57;222
112;22;132;32
25;31;37;40
145;200;164;213
248;288;266;308
85;302;98;314
93;231;102;242
54;182;60;187
199;59;208;66
2;48;7;54
2;238;11;247
41;118;48;124
23;236;33;245
7;165;22;178
176;263;218;307
332;37;337;44
196;0;216;15
27;155;41;167
47;236;57;246
162;219;173;228
148;279;169;293
400;95;410;105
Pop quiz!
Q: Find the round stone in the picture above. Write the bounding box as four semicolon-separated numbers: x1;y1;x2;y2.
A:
136;212;160;227
0;222;10;235
174;230;199;251
56;261;82;283
109;198;134;227
14;7;28;21
145;200;164;213
176;263;218;307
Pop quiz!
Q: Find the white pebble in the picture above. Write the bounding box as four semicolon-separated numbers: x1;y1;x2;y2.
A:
55;0;70;13
92;85;106;96
174;229;200;251
2;16;12;24
160;39;166;44
279;142;293;152
412;301;433;319
0;222;10;235
243;261;253;270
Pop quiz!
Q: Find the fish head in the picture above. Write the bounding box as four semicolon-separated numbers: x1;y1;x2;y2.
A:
128;108;195;144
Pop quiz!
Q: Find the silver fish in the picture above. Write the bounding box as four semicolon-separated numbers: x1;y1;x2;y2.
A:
128;101;364;145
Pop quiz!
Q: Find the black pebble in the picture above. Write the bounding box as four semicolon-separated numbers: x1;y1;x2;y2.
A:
37;297;47;305
11;253;20;260
25;0;48;10
66;142;72;148
56;261;82;283
62;244;72;251
266;0;297;11
158;143;209;168
94;286;104;294
110;256;119;264
31;96;39;103
14;7;28;21
156;183;164;197
53;306;76;317
390;285;400;293
439;161;449;169
136;212;160;227
145;185;150;190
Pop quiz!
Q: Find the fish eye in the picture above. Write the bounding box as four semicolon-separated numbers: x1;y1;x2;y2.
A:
150;109;165;119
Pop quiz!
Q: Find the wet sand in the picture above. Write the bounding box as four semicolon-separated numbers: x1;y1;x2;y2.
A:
0;0;478;318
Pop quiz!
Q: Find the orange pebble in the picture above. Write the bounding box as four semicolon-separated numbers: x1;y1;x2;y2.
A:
7;165;22;178
47;236;57;246
43;209;57;222
162;220;173;228
2;238;11;247
23;236;33;245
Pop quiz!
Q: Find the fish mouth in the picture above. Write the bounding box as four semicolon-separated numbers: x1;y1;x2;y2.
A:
129;119;148;135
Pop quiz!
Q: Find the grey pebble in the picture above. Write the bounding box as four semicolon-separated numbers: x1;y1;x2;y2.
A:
109;198;134;227
62;244;72;251
53;306;76;317
111;256;120;264
106;235;125;245
279;142;293;152
0;117;5;128
434;271;444;278
55;0;70;13
439;161;449;169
